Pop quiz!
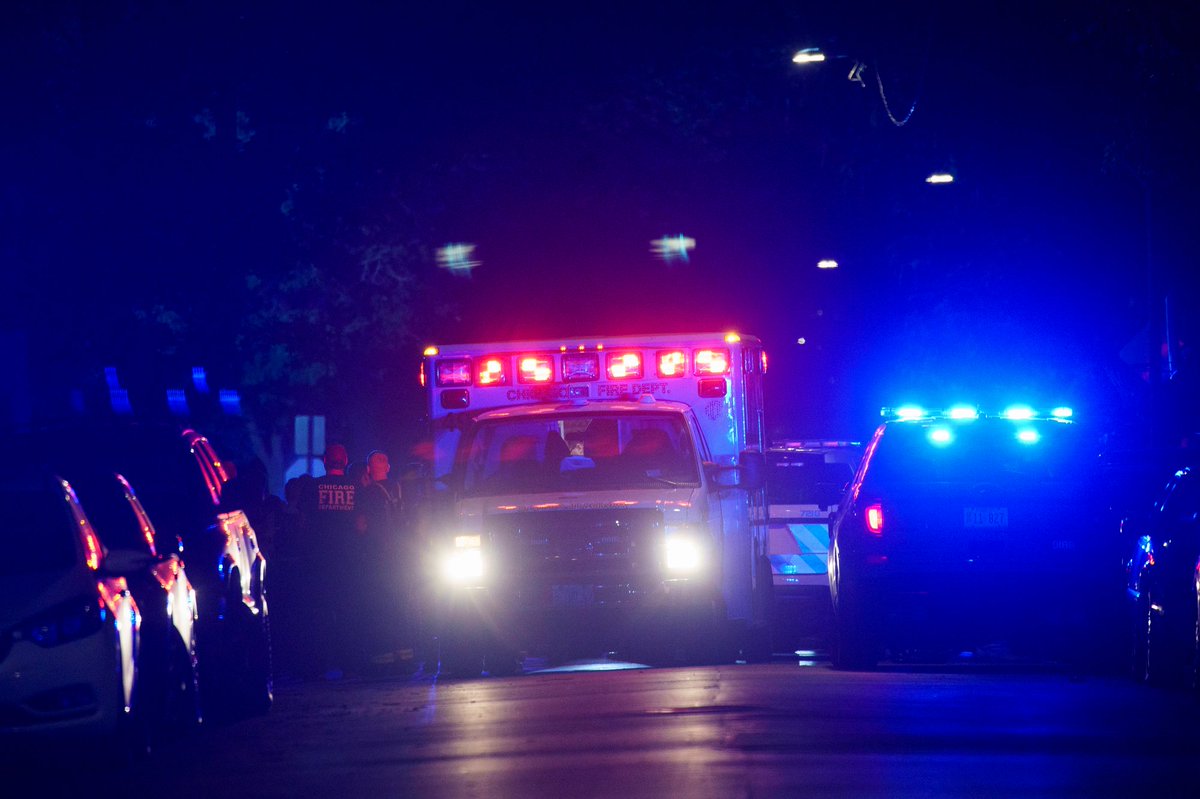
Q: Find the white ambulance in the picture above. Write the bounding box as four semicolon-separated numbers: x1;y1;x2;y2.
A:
420;332;770;675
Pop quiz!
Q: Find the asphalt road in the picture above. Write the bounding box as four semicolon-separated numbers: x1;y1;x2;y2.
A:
53;652;1200;799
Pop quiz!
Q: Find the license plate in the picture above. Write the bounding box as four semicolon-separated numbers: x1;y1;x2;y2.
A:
963;507;1008;528
551;584;594;607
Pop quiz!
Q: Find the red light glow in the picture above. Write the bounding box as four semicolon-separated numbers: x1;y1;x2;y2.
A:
657;350;687;377
477;356;509;385
607;352;643;379
519;355;554;383
865;504;884;535
694;348;730;375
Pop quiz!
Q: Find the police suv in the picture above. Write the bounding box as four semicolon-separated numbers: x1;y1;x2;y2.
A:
828;405;1117;670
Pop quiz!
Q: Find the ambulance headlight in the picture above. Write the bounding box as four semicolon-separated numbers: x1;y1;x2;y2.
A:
442;534;484;585
664;529;704;574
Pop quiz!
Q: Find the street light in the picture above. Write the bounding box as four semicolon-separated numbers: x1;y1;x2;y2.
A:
791;48;917;127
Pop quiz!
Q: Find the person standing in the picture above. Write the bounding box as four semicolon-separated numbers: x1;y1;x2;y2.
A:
357;450;412;669
297;443;360;677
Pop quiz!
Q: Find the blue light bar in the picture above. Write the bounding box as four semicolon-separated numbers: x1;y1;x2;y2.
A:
1001;404;1035;420
947;405;979;420
1050;406;1073;419
894;405;926;421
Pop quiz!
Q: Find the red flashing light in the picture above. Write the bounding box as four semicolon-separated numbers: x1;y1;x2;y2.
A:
562;353;599;382
436;358;472;387
656;350;687;378
607;351;643;380
518;355;554;383
865;503;884;535
476;356;510;386
697;377;727;398
694;348;730;375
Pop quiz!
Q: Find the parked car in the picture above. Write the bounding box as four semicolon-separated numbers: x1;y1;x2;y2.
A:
827;405;1122;670
1124;462;1200;691
0;473;142;756
11;422;271;721
66;469;202;738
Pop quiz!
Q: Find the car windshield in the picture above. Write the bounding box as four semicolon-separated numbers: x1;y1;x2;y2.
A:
0;485;80;577
460;412;700;496
863;420;1098;493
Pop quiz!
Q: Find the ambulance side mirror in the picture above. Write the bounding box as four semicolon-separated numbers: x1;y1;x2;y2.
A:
738;450;766;492
704;451;766;491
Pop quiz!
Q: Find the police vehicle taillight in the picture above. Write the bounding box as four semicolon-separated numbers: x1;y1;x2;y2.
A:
436;358;472;387
518;355;554;383
607;352;643;379
562;353;600;382
476;356;510;386
656;350;687;378
865;503;884;535
694;348;730;375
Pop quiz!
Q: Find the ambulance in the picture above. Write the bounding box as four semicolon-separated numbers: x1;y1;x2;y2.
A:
420;332;770;675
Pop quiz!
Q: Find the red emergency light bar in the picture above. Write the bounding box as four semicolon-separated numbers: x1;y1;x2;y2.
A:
436;358;473;387
476;356;509;386
562;353;599;382
694;348;730;375
518;355;554;383
607;352;643;380
656;350;687;378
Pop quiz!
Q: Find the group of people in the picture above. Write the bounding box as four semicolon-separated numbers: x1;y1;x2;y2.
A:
229;443;429;681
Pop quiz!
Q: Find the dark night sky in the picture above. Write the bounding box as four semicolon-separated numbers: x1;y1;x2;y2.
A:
2;1;1197;447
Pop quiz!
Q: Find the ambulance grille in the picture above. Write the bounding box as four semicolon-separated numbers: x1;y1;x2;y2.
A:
485;508;662;581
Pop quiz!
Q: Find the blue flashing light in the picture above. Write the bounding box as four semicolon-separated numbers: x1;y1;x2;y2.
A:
167;389;189;416
1050;406;1073;419
109;388;133;416
192;366;210;394
104;366;121;390
1016;429;1040;445
895;405;926;421
948;405;979;420
1001;404;1035;421
928;427;953;446
219;389;242;416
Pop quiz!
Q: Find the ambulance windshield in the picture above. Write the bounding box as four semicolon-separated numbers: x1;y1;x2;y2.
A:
461;412;700;495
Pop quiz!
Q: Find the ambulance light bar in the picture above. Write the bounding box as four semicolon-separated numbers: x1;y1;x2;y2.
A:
518;355;554;383
694;348;730;375
607;352;643;380
477;356;509;386
657;350;687;378
562;353;599;382
436;358;472;387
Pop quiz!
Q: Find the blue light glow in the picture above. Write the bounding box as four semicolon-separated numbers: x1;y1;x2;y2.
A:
1050;406;1073;419
948;405;978;420
895;405;926;420
1002;404;1035;420
1016;429;1040;444
928;427;953;446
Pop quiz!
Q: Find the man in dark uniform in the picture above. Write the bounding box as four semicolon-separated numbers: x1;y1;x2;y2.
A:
298;443;361;677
